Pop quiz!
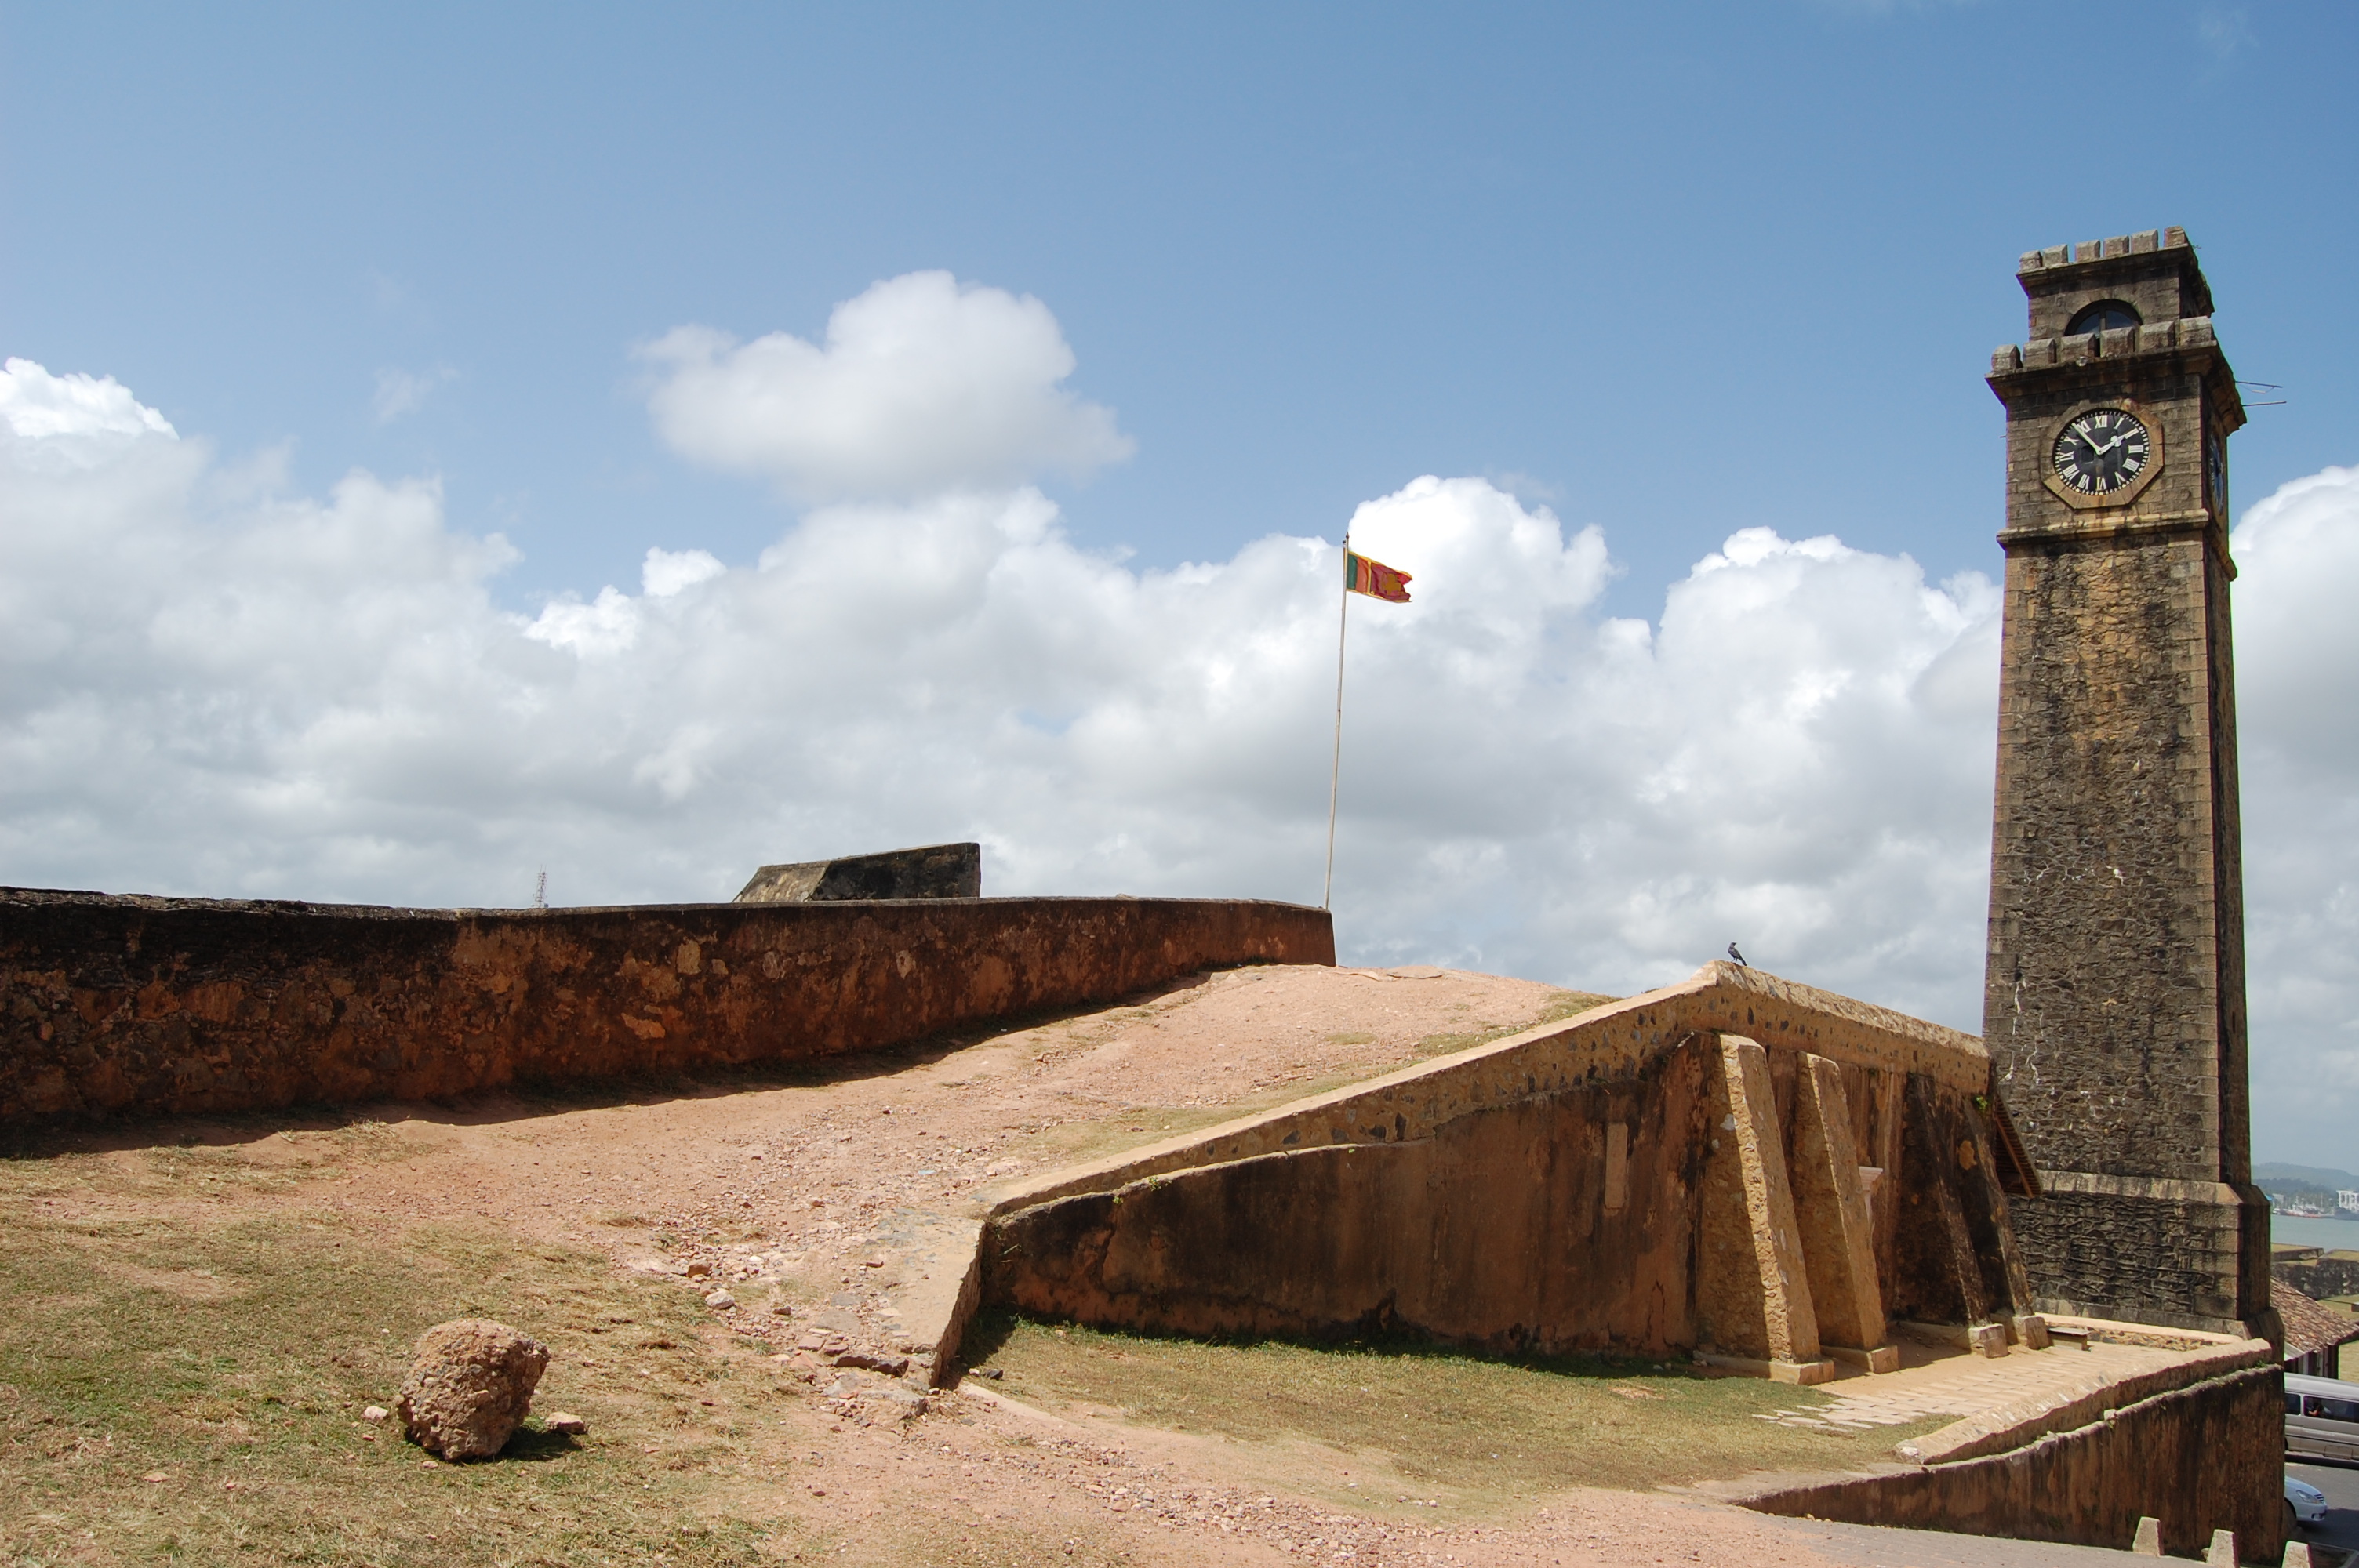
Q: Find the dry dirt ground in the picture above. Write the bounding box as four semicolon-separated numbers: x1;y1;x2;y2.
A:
0;963;2114;1566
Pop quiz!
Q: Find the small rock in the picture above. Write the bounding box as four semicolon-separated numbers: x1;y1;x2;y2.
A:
770;1301;794;1317
395;1318;550;1461
703;1289;738;1310
545;1412;588;1436
796;1330;830;1352
824;1372;863;1399
873;1384;929;1418
834;1348;910;1377
976;1367;1005;1380
141;1471;170;1483
862;1255;887;1269
362;1405;390;1421
684;1262;713;1279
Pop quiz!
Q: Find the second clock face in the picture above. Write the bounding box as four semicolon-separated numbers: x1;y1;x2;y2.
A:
2052;409;2152;495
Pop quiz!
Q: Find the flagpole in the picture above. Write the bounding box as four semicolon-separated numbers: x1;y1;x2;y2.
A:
1323;535;1350;909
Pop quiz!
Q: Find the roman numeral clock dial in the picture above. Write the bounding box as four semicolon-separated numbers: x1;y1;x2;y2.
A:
2051;408;2151;495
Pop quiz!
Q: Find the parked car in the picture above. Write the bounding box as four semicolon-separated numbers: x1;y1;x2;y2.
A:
2287;1475;2328;1530
2287;1373;2359;1462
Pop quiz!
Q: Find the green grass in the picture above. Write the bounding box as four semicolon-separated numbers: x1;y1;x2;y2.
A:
0;1183;798;1565
959;1311;1941;1507
0;1136;1182;1568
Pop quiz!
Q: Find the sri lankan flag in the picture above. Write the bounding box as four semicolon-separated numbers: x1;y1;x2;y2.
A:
1344;548;1412;603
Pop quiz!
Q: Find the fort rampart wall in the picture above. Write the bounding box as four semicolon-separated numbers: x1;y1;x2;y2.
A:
1732;1359;2284;1562
973;964;2035;1369
0;888;1332;1124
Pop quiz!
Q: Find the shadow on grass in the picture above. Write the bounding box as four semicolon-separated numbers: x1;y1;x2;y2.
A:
954;1305;1698;1386
953;1306;1943;1499
497;1425;587;1462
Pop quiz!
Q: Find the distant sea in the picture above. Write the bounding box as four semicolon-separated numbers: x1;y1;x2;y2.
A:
2273;1214;2359;1250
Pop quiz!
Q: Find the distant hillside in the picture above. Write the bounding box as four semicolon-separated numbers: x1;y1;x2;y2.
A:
2257;1163;2359;1191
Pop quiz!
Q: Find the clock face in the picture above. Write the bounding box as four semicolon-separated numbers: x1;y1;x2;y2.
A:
2052;409;2151;495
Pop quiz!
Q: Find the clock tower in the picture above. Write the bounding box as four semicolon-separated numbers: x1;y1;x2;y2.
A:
1982;227;2274;1340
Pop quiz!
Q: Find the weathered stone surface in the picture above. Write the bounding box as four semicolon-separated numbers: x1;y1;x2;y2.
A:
1894;1335;2270;1466
2274;1250;2359;1302
396;1319;549;1461
977;968;2028;1368
736;843;980;903
1886;1073;2034;1330
1788;1052;1888;1357
1696;1035;1821;1368
986;1036;1713;1356
0;891;1330;1125
1737;1363;2284;1563
1981;230;2271;1340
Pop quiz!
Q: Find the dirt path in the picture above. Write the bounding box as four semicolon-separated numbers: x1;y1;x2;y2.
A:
262;962;1591;1356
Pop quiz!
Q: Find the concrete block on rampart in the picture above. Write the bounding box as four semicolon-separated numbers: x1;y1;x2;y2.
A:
736;842;981;902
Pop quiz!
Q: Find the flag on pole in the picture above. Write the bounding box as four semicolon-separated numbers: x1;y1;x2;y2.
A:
1343;549;1412;603
1325;539;1412;909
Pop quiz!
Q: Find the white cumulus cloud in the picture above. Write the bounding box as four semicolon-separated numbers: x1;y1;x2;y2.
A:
641;270;1134;500
2231;465;2359;1160
642;546;724;597
0;358;176;442
2;350;2357;1167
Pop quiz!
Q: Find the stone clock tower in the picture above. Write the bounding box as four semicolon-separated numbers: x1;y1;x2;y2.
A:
1981;227;2274;1340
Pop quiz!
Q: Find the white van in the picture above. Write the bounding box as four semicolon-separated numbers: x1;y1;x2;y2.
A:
2285;1372;2359;1461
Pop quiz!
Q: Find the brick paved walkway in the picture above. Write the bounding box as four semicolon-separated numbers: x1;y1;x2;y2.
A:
1751;1335;2205;1435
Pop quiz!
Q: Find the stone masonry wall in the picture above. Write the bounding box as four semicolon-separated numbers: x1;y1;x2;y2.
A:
2274;1251;2359;1303
1981;231;2266;1338
2008;1180;2254;1333
985;1038;1717;1356
0;888;1333;1125
1983;527;2233;1179
976;968;2031;1370
1739;1363;2284;1563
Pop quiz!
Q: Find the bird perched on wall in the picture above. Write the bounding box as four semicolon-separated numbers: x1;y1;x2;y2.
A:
1727;942;1748;967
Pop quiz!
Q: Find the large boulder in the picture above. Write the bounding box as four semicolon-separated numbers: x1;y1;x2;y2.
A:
396;1319;550;1460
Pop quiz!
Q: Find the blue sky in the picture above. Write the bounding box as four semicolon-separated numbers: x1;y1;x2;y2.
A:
6;2;2351;612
